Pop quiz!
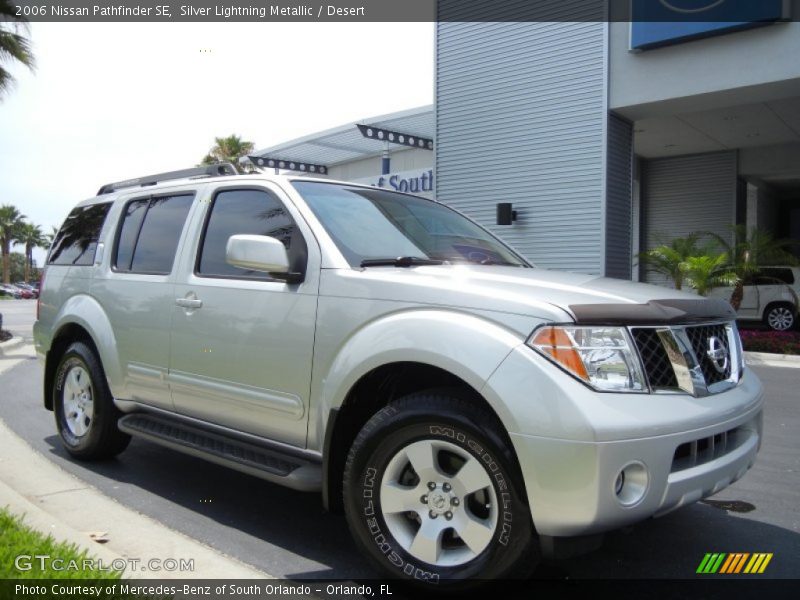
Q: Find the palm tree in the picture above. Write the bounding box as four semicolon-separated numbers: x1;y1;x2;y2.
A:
0;204;26;283
704;226;798;310
638;233;703;290
0;0;35;98
681;253;737;296
18;222;46;282
45;225;58;246
200;135;255;172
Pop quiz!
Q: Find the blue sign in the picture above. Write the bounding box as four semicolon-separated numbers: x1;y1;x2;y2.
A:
631;0;788;50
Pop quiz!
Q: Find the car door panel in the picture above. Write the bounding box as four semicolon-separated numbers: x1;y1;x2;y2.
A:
93;189;199;410
168;184;320;446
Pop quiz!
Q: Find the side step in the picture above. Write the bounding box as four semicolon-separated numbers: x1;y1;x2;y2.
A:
118;414;321;492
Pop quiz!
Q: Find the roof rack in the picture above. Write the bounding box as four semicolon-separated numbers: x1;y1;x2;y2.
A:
97;163;238;195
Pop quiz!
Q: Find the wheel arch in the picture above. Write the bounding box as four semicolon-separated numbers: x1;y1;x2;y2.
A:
322;361;524;513
45;295;122;410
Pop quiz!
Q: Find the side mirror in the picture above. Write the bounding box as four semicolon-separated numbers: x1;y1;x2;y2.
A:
225;235;303;282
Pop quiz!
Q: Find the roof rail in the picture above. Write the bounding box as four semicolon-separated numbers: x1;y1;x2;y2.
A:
97;163;238;195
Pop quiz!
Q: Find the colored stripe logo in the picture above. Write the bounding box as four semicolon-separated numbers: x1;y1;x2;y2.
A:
697;553;773;574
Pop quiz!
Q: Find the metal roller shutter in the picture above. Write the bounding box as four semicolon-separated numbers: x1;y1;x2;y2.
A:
642;151;737;286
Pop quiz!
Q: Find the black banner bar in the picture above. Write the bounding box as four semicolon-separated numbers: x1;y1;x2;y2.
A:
7;0;799;23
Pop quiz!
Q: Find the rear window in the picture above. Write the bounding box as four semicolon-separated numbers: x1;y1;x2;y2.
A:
48;203;112;266
113;194;194;274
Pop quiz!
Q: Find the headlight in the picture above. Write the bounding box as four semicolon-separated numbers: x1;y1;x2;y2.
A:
527;325;647;392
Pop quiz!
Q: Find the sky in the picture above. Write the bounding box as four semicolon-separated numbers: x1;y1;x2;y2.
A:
0;22;434;266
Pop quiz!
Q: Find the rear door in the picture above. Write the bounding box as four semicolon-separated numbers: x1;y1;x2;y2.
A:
168;183;320;446
92;188;198;410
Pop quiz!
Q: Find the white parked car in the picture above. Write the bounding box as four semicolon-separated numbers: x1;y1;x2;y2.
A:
710;266;799;331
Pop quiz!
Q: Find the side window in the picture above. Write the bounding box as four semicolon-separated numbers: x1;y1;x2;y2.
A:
197;188;303;280
48;203;112;266
757;268;795;286
114;194;194;274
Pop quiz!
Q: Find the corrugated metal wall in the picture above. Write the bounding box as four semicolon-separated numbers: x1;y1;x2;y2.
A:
435;19;610;274
642;151;737;286
605;114;633;279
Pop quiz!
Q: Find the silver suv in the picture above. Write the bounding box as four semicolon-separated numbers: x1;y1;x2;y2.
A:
34;165;764;583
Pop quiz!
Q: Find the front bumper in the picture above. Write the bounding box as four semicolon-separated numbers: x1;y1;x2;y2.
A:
483;345;764;538
510;405;761;537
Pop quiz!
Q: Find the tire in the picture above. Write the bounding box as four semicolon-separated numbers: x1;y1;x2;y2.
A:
53;341;131;460
763;303;796;331
343;391;535;586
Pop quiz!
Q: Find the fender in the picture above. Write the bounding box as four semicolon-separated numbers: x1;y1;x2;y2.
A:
50;293;124;399
311;308;538;451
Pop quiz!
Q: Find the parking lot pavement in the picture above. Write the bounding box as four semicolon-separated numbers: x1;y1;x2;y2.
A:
0;348;798;580
0;299;36;341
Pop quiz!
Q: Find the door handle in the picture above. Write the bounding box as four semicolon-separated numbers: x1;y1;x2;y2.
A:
175;297;203;309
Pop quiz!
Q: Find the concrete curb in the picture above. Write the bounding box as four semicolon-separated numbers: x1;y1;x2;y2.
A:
0;418;269;579
745;351;800;369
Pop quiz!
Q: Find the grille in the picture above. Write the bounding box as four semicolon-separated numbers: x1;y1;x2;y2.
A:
631;328;678;389
686;324;731;385
671;426;743;472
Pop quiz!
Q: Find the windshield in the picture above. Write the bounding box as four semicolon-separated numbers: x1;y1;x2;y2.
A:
291;181;529;268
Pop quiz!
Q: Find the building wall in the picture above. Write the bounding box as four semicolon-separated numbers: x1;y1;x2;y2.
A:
326;148;432;181
436;18;611;275
756;186;781;234
606;114;633;279
609;20;800;119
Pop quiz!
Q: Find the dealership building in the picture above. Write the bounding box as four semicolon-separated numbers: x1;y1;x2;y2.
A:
251;6;800;283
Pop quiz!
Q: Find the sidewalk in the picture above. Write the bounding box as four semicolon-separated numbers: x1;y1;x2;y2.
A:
745;350;800;369
0;341;268;580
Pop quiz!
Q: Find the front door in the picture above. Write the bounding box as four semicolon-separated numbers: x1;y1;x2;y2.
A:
168;184;319;446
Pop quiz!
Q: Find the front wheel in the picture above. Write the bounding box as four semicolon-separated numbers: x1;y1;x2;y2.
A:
764;303;796;331
343;391;535;585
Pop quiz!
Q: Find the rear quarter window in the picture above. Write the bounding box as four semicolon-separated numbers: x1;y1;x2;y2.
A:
48;203;112;266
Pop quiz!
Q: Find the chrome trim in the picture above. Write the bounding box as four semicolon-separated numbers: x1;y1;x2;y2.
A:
630;320;742;397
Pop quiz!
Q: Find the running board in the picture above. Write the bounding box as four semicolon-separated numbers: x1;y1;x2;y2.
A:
118;414;321;492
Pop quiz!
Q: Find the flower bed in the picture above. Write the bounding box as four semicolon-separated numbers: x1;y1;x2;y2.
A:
740;329;800;355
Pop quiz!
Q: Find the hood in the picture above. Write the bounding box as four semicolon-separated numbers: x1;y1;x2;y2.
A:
324;265;735;325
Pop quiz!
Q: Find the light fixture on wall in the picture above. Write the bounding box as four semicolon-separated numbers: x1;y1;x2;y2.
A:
497;203;517;226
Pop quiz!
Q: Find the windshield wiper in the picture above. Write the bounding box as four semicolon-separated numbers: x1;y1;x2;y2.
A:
360;256;445;268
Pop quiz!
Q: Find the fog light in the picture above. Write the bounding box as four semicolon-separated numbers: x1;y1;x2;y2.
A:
614;462;648;507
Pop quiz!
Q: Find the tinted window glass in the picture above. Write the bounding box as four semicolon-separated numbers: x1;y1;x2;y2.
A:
49;203;112;266
198;189;300;279
114;199;148;271
113;194;194;274
757;268;795;285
